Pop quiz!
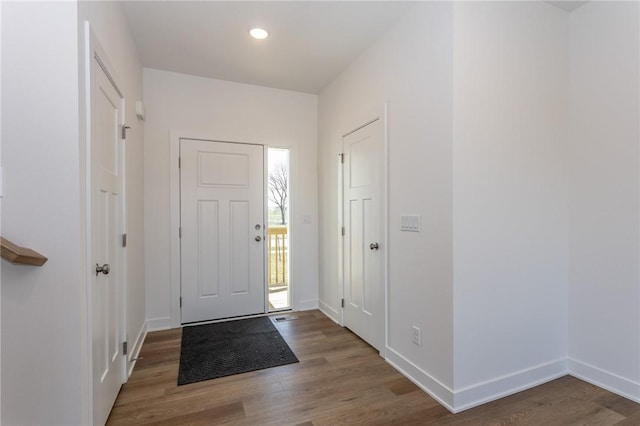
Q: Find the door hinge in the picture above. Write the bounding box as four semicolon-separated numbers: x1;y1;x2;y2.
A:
179;227;182;238
178;157;181;168
341;227;345;236
180;297;182;308
121;124;132;139
122;341;128;356
341;298;345;308
122;233;127;248
339;153;344;164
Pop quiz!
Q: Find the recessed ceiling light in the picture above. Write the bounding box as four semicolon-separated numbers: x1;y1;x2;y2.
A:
249;28;269;40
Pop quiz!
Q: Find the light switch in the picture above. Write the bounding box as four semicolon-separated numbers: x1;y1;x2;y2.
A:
400;215;421;232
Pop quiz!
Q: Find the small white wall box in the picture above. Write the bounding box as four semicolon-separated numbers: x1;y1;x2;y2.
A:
400;215;421;232
135;101;145;121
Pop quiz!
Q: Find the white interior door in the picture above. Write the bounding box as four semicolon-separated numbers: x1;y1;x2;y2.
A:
91;53;125;425
343;119;384;351
180;139;265;323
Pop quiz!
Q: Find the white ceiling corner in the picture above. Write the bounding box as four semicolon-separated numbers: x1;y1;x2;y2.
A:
122;1;591;94
544;1;590;12
121;1;415;94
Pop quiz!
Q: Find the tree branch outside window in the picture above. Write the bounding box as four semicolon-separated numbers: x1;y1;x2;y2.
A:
269;163;288;225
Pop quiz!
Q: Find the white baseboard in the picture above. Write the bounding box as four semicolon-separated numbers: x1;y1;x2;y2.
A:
146;316;171;332
569;358;640;403
453;358;568;412
385;349;569;414
318;300;340;324
385;347;455;411
295;299;319;311
127;321;147;378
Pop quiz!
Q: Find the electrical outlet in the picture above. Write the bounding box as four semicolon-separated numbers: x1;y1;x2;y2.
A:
412;325;421;346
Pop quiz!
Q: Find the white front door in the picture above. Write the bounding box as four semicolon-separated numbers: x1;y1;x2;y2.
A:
90;52;125;425
343;119;384;351
180;139;265;323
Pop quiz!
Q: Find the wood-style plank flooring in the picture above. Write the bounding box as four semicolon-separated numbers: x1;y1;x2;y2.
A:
107;310;640;425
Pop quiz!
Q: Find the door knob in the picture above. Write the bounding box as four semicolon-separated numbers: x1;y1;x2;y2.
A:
255;236;262;242
369;242;379;250
96;263;110;276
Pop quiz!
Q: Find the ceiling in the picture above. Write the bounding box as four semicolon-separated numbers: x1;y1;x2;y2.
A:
545;1;589;12
122;1;590;95
121;1;415;94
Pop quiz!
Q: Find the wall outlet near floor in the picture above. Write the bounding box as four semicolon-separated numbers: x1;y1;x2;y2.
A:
412;325;421;346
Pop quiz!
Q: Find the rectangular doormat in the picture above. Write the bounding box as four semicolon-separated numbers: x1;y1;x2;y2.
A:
177;316;299;386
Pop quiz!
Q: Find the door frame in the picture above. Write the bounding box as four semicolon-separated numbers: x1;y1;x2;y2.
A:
338;103;389;356
82;22;128;424
170;132;278;327
265;145;294;313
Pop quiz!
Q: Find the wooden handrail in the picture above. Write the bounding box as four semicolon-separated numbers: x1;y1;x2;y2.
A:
1;237;48;266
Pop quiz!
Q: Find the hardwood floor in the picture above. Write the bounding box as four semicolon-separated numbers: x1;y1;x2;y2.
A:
107;310;639;425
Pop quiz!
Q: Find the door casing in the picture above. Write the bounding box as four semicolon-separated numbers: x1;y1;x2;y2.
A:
169;133;289;328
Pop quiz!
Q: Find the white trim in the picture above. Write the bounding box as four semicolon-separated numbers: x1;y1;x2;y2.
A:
127;322;147;377
169;131;182;328
263;148;269;314
0;3;3;421
170;131;279;327
386;348;570;414
319;300;340;324
453;358;568;412
382;102;390;355
636;2;640;403
81;20;92;426
569;358;640;403
337;147;344;327
385;347;455;412
146;317;172;332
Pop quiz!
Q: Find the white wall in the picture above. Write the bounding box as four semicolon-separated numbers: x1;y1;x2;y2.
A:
1;3;84;424
143;69;318;329
319;0;576;412
568;1;640;402
318;2;455;405
451;2;569;409
0;2;4;420
0;2;144;424
78;0;146;374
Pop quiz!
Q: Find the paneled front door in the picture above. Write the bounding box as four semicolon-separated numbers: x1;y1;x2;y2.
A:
180;139;265;323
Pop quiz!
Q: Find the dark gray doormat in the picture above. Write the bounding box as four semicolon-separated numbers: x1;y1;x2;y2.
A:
177;316;299;386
